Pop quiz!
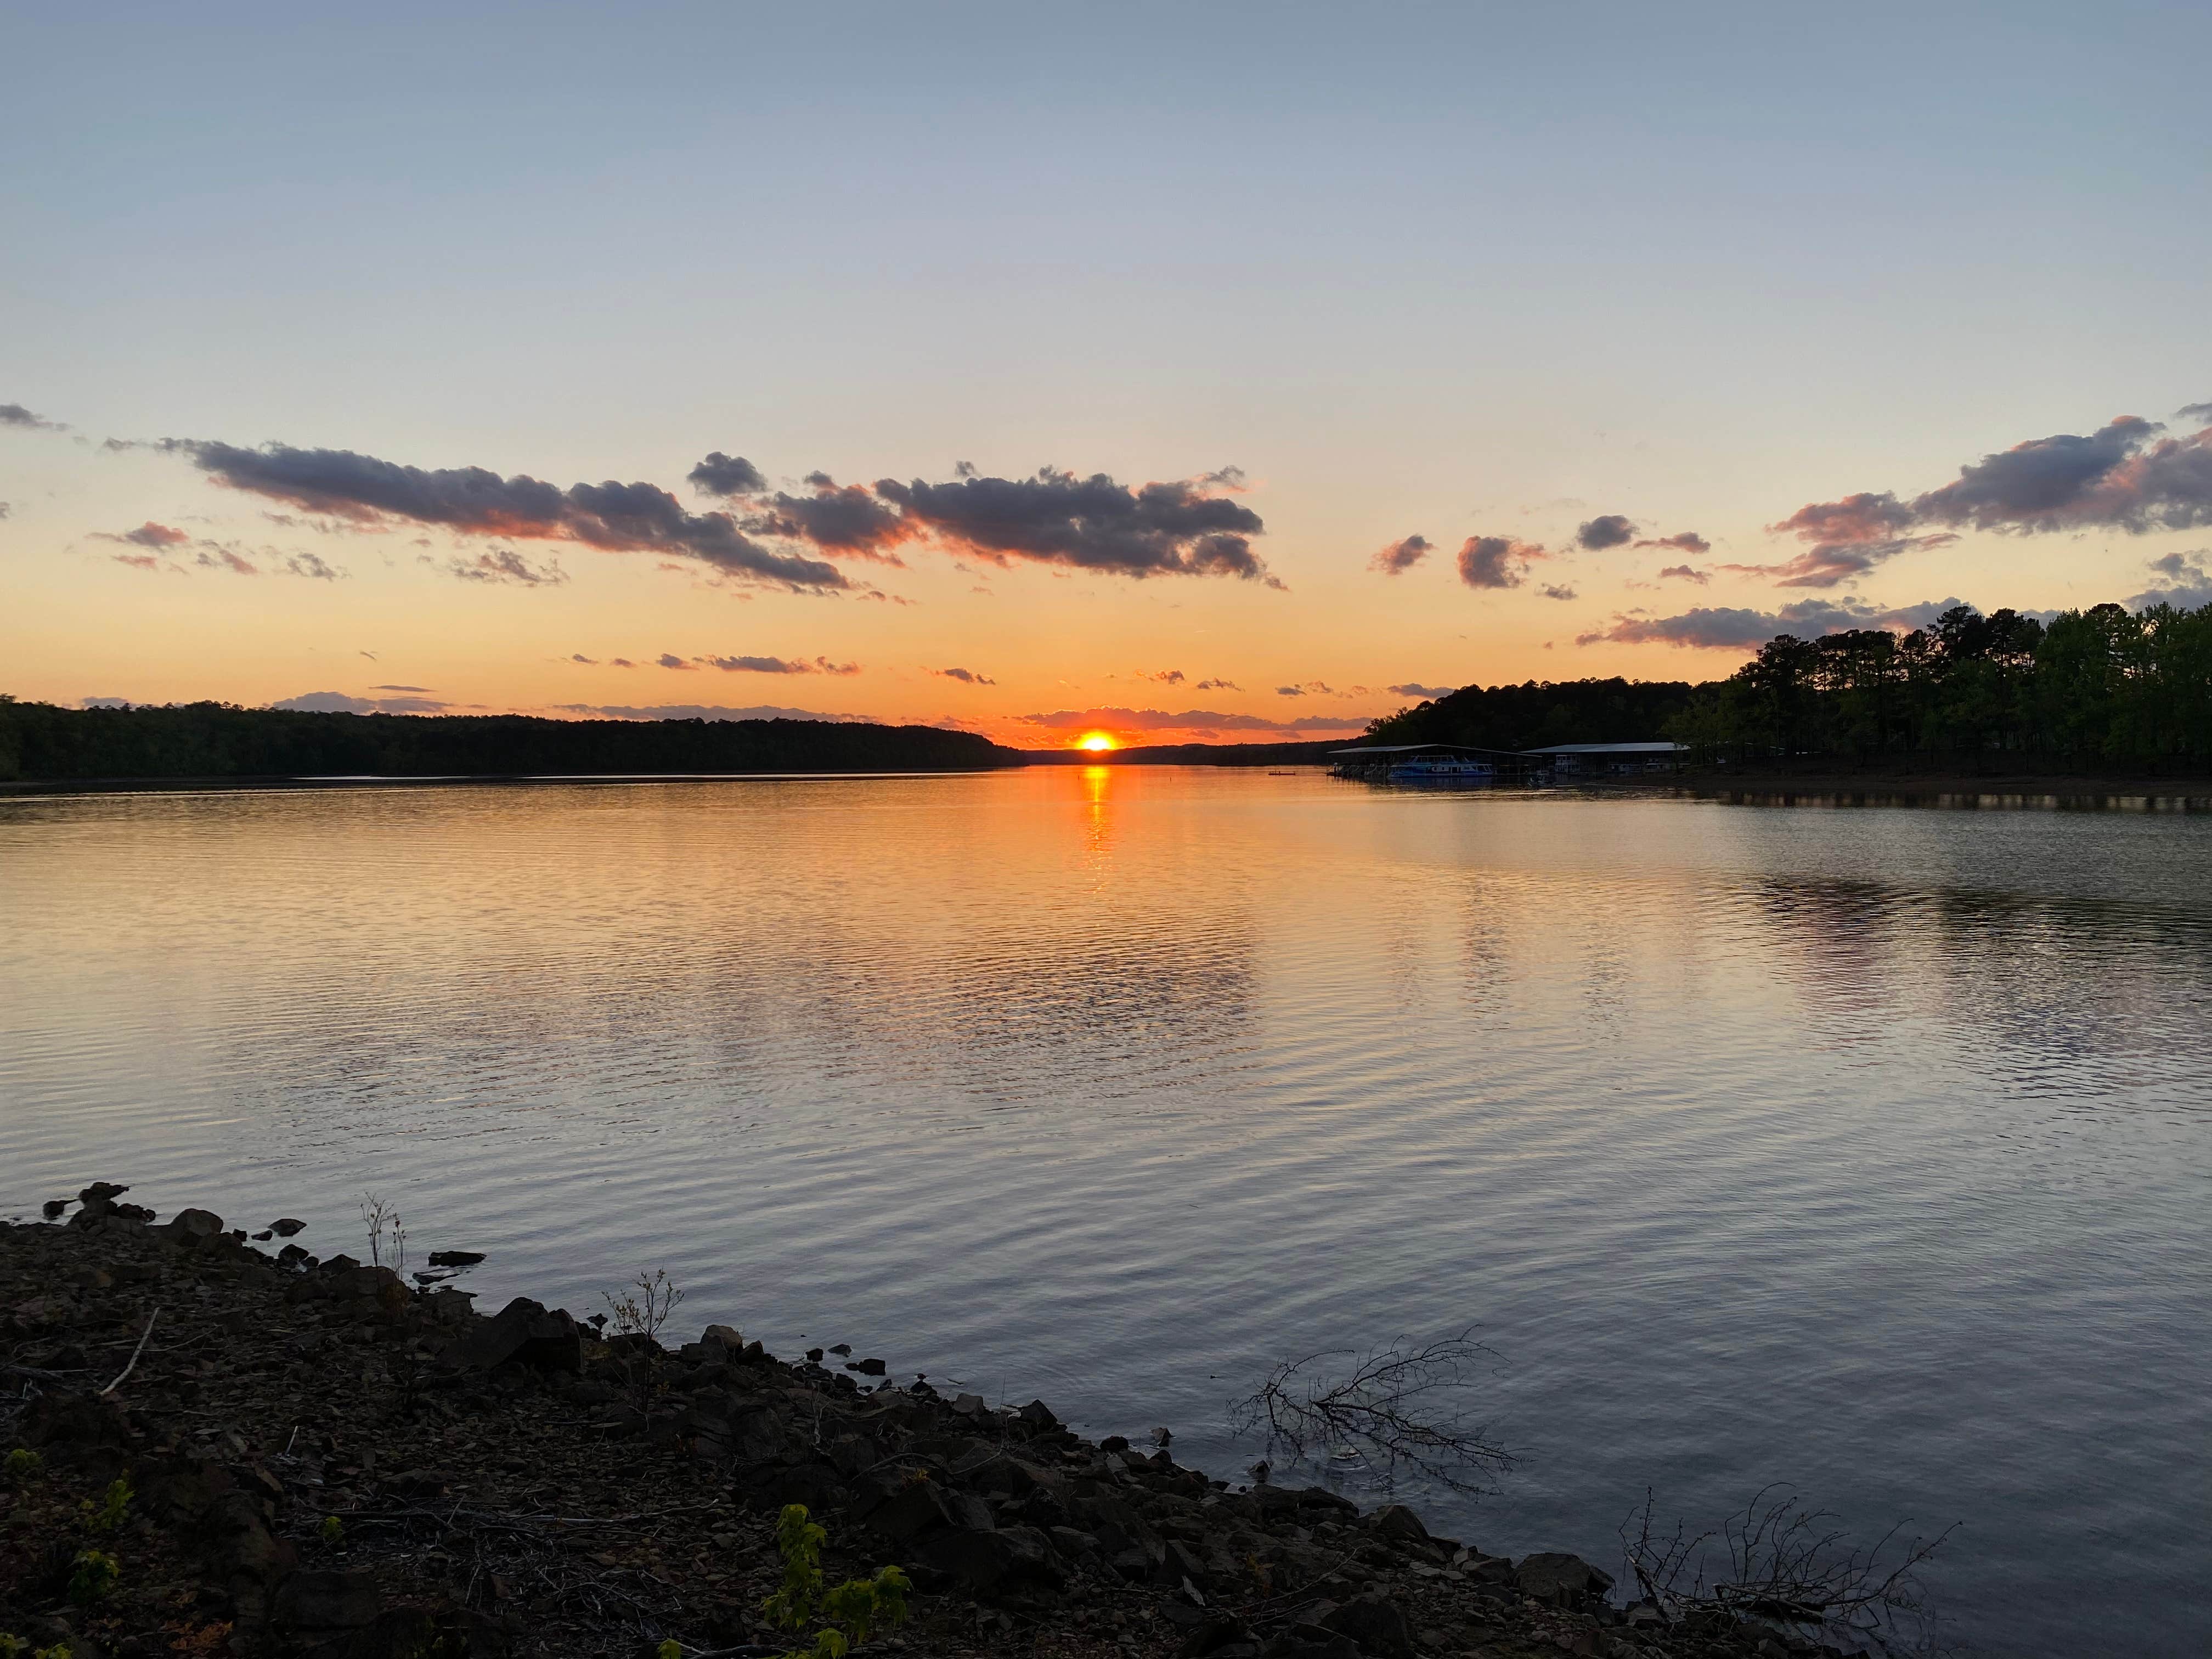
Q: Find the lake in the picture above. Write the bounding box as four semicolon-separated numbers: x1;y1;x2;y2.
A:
4;768;2208;1656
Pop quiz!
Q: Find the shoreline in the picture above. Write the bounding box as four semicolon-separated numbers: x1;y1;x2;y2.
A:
4;1185;1827;1659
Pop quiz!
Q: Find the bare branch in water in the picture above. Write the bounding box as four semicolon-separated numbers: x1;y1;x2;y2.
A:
1620;1486;1957;1653
1229;1330;1515;1495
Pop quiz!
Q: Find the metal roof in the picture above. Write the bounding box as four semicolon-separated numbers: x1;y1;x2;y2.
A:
1328;743;1531;758
1523;741;1686;755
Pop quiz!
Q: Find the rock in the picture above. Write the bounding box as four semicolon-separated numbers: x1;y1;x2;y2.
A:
21;1391;132;1454
1371;1503;1429;1543
273;1569;383;1632
1018;1398;1060;1429
1099;1435;1130;1453
41;1198;67;1218
805;1347;825;1363
204;1487;298;1628
952;1391;988;1416
855;1474;992;1541
278;1243;312;1266
441;1297;582;1373
827;1341;851;1356
326;1606;511;1658
914;1522;1062;1594
846;1356;887;1376
81;1181;130;1204
1260;1623;1361;1659
165;1207;225;1240
1177;1613;1253;1657
1515;1551;1616;1607
698;1323;743;1358
1318;1592;1414;1658
427;1249;486;1267
270;1217;307;1237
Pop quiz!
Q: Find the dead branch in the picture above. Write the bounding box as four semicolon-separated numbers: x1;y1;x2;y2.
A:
1229;1329;1515;1494
1620;1486;1956;1651
100;1305;160;1396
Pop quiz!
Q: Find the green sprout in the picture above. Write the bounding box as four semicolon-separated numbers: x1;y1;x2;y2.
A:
320;1514;345;1544
82;1477;132;1534
760;1504;910;1659
67;1549;120;1606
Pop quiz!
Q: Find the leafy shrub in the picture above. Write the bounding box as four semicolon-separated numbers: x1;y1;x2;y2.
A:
760;1504;910;1659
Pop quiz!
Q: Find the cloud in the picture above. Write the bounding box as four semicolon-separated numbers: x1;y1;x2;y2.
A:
0;503;10;519
1576;514;1637;551
1369;533;1433;574
170;439;848;590
194;546;258;575
1275;680;1333;697
1577;595;1970;648
1457;534;1545;590
1537;583;1578;601
656;653;695;670
1636;531;1710;555
1194;676;1239;691
1136;669;1186;684
700;653;861;675
271;690;450;714
1656;564;1709;584
610;657;636;668
283;551;345;580
109;521;191;550
687;452;768;497
747;478;915;561
557;702;872;723
80;697;133;709
1750;407;2212;589
0;402;66;432
2129;549;2212;611
372;684;435;692
2179;402;2212;425
872;467;1273;583
1018;706;1376;736
1387;682;1457;698
448;548;568;586
932;667;996;685
571;654;598;664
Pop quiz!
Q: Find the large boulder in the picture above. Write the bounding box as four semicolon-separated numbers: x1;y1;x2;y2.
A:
273;1569;383;1635
1514;1551;1615;1607
439;1297;582;1373
914;1523;1063;1595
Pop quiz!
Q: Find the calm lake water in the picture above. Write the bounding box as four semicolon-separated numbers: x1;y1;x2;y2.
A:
4;769;2209;1656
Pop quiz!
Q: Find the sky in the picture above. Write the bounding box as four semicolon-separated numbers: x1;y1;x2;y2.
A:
5;2;2211;748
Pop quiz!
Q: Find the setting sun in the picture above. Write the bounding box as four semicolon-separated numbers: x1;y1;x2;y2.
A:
1077;731;1118;753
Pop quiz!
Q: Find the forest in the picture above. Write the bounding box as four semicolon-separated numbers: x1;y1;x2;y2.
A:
1663;602;2212;769
0;699;1018;782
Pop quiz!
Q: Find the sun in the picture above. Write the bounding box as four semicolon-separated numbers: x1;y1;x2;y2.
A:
1077;731;1118;753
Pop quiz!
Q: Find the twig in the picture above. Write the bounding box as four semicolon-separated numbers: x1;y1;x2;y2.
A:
100;1306;160;1396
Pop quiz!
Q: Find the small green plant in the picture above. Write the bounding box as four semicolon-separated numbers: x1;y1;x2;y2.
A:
601;1268;685;1343
761;1504;910;1659
0;1633;24;1657
3;1448;41;1481
82;1477;132;1534
319;1514;345;1544
656;1643;681;1659
67;1548;119;1606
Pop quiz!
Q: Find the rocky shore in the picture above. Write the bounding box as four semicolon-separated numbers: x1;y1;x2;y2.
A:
6;1186;1845;1659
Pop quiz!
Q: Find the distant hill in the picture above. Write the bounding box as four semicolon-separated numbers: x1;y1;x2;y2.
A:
1022;738;1346;766
0;699;1020;783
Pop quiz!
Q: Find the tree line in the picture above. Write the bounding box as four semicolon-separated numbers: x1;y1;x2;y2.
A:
0;699;1018;782
1667;602;2212;769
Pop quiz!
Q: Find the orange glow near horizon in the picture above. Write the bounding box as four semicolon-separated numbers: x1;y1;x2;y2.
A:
1077;731;1118;752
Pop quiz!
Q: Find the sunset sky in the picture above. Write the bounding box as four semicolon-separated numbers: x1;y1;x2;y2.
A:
5;3;2211;748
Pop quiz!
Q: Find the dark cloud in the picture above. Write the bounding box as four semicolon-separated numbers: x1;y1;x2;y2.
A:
1656;565;1709;584
1577;595;1970;649
1275;686;1304;697
194;546;259;575
0;503;11;520
557;702;870;723
1369;533;1433;574
873;467;1273;583
80;697;133;709
1018;706;1376;735
953;460;978;478
1457;535;1544;590
1636;531;1710;555
372;684;435;692
611;657;636;668
687;452;767;497
1137;669;1186;684
1387;682;1457;698
1576;514;1637;551
110;553;161;571
1742;493;1956;588
933;667;996;685
571;654;598;664
0;402;66;432
171;439;847;590
447;548;568;586
1194;676;1239;691
271;691;450;714
700;653;861;676
2129;550;2212;611
1198;465;1249;490
2178;402;2212;425
1538;583;1578;601
747;482;913;561
656;653;694;670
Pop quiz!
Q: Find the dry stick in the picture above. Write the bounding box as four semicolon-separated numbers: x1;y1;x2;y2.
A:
100;1306;160;1396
